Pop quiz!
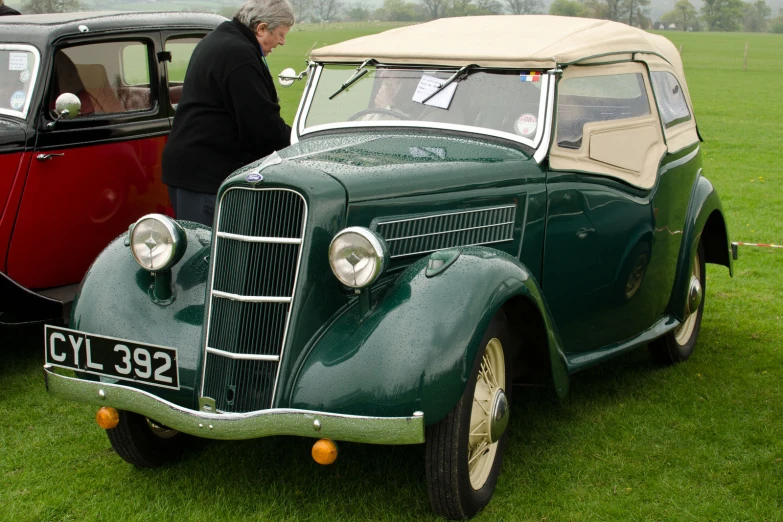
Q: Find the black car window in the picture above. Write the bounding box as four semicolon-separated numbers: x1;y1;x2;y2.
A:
165;37;201;109
556;73;650;149
650;71;691;128
50;40;153;118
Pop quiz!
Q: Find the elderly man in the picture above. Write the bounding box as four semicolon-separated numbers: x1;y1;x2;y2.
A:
162;0;294;226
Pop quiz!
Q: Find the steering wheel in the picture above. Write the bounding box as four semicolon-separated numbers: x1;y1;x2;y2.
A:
347;108;411;121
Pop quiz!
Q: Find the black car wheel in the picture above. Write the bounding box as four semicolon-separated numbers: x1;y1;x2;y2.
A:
650;242;706;365
105;410;188;468
425;311;512;519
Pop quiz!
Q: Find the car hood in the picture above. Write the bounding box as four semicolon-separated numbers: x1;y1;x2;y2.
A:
278;132;534;202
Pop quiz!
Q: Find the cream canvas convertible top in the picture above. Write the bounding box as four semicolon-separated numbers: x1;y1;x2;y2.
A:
311;15;686;81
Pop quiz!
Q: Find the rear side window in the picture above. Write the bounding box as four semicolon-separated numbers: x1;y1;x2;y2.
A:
50;40;153;117
165;37;202;108
0;46;40;119
650;71;691;128
556;73;650;149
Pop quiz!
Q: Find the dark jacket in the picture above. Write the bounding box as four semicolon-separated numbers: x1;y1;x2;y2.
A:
0;4;21;15
162;18;291;194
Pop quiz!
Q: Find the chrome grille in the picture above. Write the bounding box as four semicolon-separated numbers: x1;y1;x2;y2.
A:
201;188;306;413
375;205;516;258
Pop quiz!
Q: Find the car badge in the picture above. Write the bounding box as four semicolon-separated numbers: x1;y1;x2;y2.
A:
245;173;264;183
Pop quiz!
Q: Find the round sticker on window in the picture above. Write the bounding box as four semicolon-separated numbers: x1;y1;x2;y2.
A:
10;91;26;110
515;113;537;137
19;69;31;83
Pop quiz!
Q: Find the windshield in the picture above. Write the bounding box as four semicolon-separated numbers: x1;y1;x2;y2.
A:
302;65;547;146
0;45;41;120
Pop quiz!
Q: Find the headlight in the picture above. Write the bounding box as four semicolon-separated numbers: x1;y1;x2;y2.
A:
130;214;187;271
329;227;388;288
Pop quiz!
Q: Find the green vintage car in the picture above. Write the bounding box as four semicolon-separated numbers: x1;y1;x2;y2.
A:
44;15;733;519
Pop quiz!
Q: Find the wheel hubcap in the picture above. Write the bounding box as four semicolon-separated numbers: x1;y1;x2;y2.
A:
468;337;506;490
489;388;509;444
675;251;702;345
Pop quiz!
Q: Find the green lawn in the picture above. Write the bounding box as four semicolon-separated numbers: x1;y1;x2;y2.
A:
2;25;783;521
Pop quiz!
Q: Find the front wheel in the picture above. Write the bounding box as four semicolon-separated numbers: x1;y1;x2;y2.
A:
105;410;189;468
425;311;512;519
649;242;706;365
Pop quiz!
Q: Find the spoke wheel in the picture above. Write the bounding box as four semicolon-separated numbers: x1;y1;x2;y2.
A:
468;338;505;489
106;410;190;468
425;311;512;519
650;241;706;365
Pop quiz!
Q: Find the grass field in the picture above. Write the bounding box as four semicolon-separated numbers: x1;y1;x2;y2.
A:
2;24;783;521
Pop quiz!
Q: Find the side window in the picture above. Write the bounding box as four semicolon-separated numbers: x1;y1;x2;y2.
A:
50;40;153;117
165;37;201;108
556;73;650;149
650;71;691;128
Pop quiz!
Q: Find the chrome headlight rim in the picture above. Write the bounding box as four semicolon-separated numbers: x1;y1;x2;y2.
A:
130;213;187;272
328;226;389;289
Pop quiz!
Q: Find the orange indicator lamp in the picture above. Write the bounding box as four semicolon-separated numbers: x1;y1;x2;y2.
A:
311;438;338;465
95;407;120;429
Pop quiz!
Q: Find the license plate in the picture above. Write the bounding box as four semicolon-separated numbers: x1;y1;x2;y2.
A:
44;325;180;390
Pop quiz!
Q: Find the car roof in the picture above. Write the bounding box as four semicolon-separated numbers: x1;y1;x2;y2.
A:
0;11;225;46
311;15;681;70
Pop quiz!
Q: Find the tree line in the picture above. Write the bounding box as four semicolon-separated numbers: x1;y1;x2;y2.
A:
291;0;783;33
17;0;783;34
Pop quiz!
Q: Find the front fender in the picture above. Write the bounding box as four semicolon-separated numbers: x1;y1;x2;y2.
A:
70;221;211;408
286;247;569;425
669;174;732;320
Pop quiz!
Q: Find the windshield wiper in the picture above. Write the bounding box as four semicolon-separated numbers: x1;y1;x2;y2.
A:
421;64;476;104
329;59;377;100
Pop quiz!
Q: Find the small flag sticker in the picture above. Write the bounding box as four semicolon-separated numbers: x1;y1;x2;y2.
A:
520;71;541;82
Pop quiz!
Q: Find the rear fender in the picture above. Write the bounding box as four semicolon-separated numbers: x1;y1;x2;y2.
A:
69;221;212;408
286;246;569;425
668;174;732;321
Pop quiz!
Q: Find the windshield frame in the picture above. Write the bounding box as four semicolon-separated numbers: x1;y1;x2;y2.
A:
0;44;42;121
294;63;552;151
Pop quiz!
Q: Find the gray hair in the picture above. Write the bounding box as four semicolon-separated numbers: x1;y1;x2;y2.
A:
235;0;295;31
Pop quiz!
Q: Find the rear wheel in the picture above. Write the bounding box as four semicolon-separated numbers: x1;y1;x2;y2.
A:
105;410;188;468
425;311;512;519
650;242;706;365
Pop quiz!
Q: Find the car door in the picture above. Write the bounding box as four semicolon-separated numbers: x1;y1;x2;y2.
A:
6;33;169;290
542;62;667;354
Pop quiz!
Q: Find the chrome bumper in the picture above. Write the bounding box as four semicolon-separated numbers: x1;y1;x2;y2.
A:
43;365;425;444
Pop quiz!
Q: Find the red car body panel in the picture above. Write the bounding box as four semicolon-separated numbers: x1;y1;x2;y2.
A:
0;151;32;273
7;137;172;289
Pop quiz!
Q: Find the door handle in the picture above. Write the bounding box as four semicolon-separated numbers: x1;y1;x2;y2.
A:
36;153;65;161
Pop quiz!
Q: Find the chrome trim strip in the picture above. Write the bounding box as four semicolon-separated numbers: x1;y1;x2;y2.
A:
216;231;302;244
297;64;322;138
205;347;280;362
376;205;516;226
531;74;550;150
391;238;513;259
44;366;425;444
290;62;316;145
303;120;536;147
200;187;308;410
0;44;41;120
534;73;556;164
211;290;291;303
384;221;515;242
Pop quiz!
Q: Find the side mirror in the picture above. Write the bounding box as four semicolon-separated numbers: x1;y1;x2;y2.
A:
47;93;81;130
278;67;308;88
